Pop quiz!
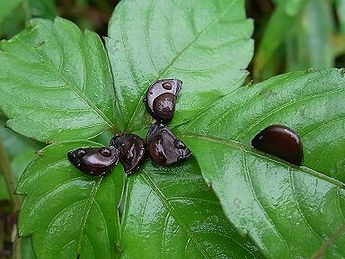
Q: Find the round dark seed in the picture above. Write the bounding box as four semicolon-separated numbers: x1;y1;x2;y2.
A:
251;125;303;165
145;79;182;122
67;146;120;176
153;93;176;123
110;134;146;174
146;123;191;166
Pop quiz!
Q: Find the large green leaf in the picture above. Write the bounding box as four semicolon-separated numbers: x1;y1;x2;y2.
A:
0;17;116;142
106;0;253;132
178;69;345;181
17;141;124;259
7;0;262;257
185;136;345;258
177;69;345;257
18;142;264;258
119;161;263;258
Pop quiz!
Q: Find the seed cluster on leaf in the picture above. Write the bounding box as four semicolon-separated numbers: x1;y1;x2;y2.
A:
67;79;192;175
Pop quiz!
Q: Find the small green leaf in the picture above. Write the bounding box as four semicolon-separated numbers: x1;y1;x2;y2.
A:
287;0;334;71
253;0;308;79
0;17;116;142
119;161;264;258
17;141;124;259
106;0;253;132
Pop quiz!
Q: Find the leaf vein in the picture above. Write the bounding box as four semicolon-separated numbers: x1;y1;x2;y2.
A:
126;0;240;132
141;171;210;258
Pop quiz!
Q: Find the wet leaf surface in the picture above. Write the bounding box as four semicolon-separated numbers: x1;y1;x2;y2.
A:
0;18;116;142
4;0;345;258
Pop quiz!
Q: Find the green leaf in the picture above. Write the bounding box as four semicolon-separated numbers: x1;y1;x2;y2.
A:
17;141;124;259
0;17;116;142
29;0;56;19
21;237;37;259
177;69;345;257
0;0;22;25
17;141;264;258
179;69;345;181
119;161;263;258
106;0;253;132
335;0;345;34
253;0;309;80
184;136;345;258
286;0;334;71
0;174;10;200
0;118;41;161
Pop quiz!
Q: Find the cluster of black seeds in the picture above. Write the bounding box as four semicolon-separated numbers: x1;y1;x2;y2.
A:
67;79;191;176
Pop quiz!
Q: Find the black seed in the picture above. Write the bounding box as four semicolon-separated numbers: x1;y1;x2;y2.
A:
110;134;146;174
67;146;120;176
153;93;176;122
251;125;303;165
145;79;182;122
146;123;191;166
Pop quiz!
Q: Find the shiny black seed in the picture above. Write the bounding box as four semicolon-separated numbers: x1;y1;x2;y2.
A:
110;134;146;174
67;146;120;176
146;123;191;166
251;125;303;165
145;79;182;122
153;93;176;122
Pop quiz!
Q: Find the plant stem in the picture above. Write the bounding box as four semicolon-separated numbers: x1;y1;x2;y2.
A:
0;139;20;211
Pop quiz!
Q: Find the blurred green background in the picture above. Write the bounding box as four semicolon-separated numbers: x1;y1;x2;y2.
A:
0;0;344;258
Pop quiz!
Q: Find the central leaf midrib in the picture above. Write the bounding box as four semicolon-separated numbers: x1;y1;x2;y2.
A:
141;171;210;258
16;36;116;133
125;0;240;132
76;178;103;257
182;133;345;189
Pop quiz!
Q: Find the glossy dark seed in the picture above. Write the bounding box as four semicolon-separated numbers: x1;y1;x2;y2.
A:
145;79;182;122
110;134;146;174
146;123;191;166
153;93;176;122
251;125;303;165
67;146;120;176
